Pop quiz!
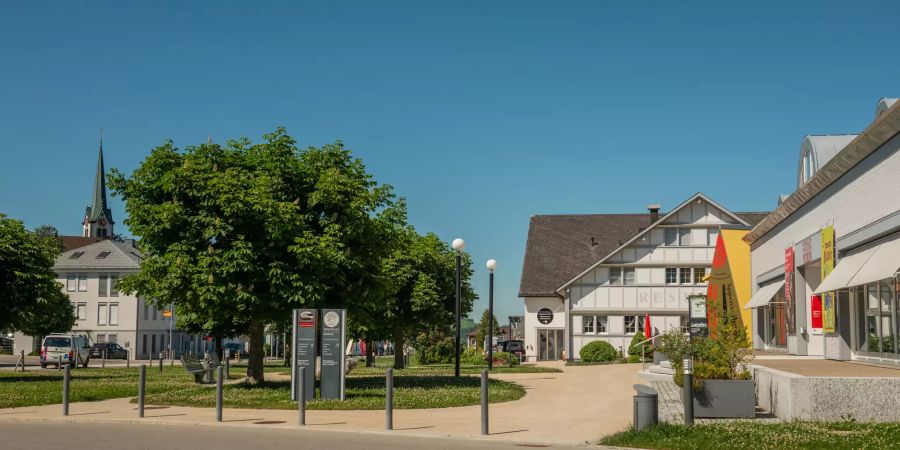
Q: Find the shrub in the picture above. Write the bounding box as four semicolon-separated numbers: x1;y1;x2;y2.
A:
413;328;457;365
492;351;520;367
461;347;485;365
627;331;645;357
580;340;619;363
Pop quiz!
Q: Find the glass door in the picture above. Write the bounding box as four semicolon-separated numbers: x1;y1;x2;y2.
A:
538;329;565;360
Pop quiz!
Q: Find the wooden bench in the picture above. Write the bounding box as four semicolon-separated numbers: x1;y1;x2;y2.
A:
181;354;209;383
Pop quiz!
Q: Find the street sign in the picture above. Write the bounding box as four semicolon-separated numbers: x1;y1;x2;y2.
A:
292;309;317;401
689;296;708;337
320;309;346;400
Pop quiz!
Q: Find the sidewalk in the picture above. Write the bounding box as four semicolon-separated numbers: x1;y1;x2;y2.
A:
0;362;642;446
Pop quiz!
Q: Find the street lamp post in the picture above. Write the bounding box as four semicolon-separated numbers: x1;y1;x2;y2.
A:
486;259;497;370
452;238;465;378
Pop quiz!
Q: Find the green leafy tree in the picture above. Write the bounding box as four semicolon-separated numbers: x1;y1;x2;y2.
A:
358;222;476;369
475;309;500;352
108;129;396;383
0;215;75;336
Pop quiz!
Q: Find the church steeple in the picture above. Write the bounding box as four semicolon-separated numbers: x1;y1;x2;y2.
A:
83;133;114;238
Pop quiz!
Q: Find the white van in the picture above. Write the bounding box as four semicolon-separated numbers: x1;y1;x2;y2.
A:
40;334;91;369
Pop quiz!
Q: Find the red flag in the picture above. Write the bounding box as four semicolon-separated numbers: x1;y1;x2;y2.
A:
644;315;652;337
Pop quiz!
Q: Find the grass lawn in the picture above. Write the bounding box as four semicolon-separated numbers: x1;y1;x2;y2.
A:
140;375;525;410
0;366;241;409
600;421;900;450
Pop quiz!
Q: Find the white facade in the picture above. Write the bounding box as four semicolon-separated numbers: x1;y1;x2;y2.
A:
747;98;900;362
564;197;745;358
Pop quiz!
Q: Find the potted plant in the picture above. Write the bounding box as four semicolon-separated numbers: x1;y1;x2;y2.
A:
657;310;755;418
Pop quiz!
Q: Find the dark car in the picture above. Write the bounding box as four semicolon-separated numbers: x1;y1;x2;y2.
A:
223;343;247;358
89;342;128;360
501;340;525;359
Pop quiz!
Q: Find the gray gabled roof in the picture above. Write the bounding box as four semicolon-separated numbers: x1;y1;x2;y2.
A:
54;239;141;271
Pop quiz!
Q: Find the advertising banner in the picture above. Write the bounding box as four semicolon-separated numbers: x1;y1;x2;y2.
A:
821;226;836;333
320;309;347;400
810;295;823;334
785;247;796;335
292;309;317;401
689;295;708;337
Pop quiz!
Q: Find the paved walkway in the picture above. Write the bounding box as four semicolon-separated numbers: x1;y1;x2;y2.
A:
753;359;900;377
0;362;643;446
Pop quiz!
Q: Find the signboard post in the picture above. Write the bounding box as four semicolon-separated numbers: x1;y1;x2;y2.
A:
688;295;708;337
320;309;347;400
292;309;317;402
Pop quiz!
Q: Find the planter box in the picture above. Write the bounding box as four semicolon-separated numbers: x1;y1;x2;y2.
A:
653;352;669;365
693;379;755;418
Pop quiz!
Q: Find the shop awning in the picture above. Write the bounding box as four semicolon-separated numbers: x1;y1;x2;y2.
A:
814;236;900;294
813;246;877;294
845;237;900;288
744;280;785;309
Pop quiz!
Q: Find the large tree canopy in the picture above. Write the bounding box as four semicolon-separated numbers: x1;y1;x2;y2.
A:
108;129;397;383
0;215;74;336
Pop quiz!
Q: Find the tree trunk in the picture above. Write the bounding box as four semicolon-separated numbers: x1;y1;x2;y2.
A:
365;338;375;367
246;319;265;384
215;336;223;360
393;331;405;370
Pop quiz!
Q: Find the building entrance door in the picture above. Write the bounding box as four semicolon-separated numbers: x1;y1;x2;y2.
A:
538;329;565;361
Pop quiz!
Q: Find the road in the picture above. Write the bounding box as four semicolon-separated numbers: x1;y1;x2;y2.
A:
0;421;592;449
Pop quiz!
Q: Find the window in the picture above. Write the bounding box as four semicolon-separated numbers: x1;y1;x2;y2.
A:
97;303;108;325
77;275;88;292
623;268;636;285
665;268;677;284
143;304;149;321
694;268;707;284
97;334;106;343
110;275;118;297
596;316;608;333
108;334;117;344
664;228;678;246
152;307;157;321
679;228;692;246
66;275;76;292
637;315;646;334
96;251;110;259
679;268;692;284
99;276;108;297
109;303;119;326
583;316;595;333
609;268;622;285
142;335;148;355
76;303;87;320
151;335;157;355
69;251;84;259
625;316;637;334
708;229;719;246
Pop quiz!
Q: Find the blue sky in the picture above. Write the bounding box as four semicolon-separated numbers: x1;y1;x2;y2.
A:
2;1;899;323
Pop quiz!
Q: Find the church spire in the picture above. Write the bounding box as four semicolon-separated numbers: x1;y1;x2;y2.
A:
83;131;114;238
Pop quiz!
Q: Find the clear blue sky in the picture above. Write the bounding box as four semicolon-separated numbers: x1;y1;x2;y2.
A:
2;1;899;323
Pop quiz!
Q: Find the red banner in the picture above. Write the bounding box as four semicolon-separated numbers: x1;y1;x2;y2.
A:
811;295;823;331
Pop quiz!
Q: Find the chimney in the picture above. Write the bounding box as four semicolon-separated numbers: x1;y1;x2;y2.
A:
647;204;661;222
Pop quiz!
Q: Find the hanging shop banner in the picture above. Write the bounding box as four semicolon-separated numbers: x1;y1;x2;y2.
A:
821;225;836;333
810;295;823;334
784;247;796;335
320;309;347;400
292;309;317;402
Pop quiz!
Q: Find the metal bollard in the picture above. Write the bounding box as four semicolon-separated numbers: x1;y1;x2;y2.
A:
58;355;63;372
385;368;393;430
225;350;230;379
159;353;163;373
126;350;130;368
683;357;694;426
17;350;25;372
216;366;224;422
138;365;146;417
63;364;71;416
481;369;489;435
298;367;306;426
102;349;106;368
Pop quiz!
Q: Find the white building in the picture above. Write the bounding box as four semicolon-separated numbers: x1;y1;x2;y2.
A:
745;98;900;363
518;194;767;361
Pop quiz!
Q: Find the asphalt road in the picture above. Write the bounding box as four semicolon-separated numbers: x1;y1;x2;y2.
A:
0;421;589;449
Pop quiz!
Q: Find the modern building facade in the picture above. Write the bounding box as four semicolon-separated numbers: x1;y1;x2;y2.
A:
518;193;767;361
745;98;900;364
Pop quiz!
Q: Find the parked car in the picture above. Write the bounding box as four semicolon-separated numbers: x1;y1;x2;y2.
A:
500;339;525;359
40;334;90;368
0;336;13;355
89;342;128;360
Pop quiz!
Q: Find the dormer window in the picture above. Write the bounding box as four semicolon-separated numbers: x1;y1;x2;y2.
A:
801;150;814;184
